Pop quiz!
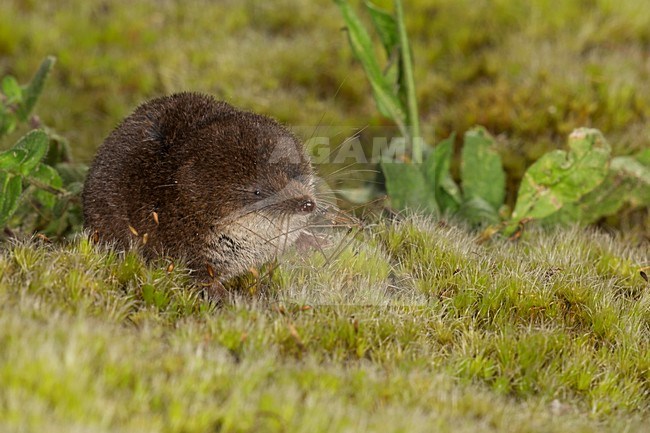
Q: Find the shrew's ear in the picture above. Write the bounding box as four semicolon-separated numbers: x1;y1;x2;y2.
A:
268;135;305;165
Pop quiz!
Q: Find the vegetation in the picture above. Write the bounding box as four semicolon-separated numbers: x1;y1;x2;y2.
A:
0;57;84;237
1;220;649;432
335;0;650;236
0;1;649;432
2;2;650;232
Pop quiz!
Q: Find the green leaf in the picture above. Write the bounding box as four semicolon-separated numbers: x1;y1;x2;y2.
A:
511;128;611;222
334;0;407;133
423;134;454;190
438;176;462;213
364;1;400;110
16;56;56;121
0;148;29;171
461;127;506;211
31;163;64;209
545;155;650;225
381;160;437;213
458;196;501;225
30;163;63;188
2;76;22;103
0;172;23;227
14;129;49;175
422;134;461;213
365;2;398;57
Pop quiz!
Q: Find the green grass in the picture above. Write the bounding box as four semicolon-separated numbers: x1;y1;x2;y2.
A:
1;1;650;430
1;218;648;432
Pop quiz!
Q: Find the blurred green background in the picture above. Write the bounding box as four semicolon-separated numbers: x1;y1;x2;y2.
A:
1;0;649;229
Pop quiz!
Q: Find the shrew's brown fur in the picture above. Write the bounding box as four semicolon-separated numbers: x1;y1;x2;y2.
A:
83;92;316;279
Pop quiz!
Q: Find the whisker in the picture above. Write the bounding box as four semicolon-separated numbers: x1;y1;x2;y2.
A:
281;215;290;256
322;175;382;184
323;161;365;178
305;225;332;265
325;225;363;264
307;74;349;143
227;213;285;244
324;169;381;177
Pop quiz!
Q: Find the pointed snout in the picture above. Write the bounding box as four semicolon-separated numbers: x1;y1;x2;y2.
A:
279;177;316;214
248;177;317;216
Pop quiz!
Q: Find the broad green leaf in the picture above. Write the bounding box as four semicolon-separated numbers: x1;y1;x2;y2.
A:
30;163;63;188
546;170;628;225
423;134;454;190
461;127;505;212
381;160;438;213
334;0;406;132
0;172;23;227
0;148;29;170
34;189;58;210
14;129;49;175
365;2;398;57
422;134;461;213
16;56;55;121
438;176;462;213
545;155;650;225
31;163;63;209
2;76;22;102
458;196;501;225
511;128;611;222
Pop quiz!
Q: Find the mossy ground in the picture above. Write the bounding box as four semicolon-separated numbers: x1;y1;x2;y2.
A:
1;219;649;432
1;1;650;431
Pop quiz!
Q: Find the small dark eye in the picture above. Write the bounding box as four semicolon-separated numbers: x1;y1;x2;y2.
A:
254;189;261;196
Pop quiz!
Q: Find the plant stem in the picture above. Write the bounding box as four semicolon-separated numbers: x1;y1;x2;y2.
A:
395;0;421;162
25;177;67;196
